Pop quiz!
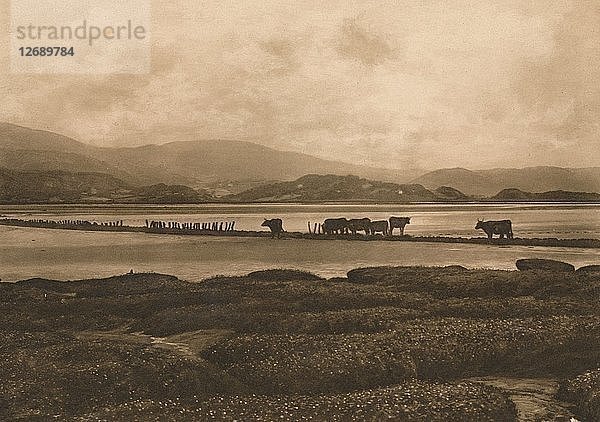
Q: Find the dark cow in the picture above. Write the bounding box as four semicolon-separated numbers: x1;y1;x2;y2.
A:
389;216;410;236
261;218;284;238
322;218;349;235
347;218;371;235
369;220;389;236
475;219;513;239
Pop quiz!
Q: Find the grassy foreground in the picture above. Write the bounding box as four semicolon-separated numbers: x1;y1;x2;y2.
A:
1;266;600;420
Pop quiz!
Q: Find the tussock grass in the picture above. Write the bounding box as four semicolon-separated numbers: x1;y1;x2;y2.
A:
203;333;417;394
558;369;600;421
247;268;324;281
2;265;600;419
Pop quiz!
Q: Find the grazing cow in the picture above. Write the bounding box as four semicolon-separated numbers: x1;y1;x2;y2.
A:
369;220;389;236
475;219;513;239
347;218;371;235
261;218;284;238
389;216;411;236
322;218;349;235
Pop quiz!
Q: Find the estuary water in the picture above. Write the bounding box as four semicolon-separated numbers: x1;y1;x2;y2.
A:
0;203;598;282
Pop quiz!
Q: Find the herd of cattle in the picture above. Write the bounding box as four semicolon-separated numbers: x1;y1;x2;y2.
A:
318;216;411;236
262;217;514;239
0;216;513;240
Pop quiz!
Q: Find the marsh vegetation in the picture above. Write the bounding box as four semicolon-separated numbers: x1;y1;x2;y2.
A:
1;266;599;420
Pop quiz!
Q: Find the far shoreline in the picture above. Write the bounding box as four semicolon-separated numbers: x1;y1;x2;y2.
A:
1;200;600;209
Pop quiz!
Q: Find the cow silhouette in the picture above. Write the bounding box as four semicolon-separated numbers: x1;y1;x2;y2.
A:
369;220;389;236
347;218;371;235
389;216;410;236
475;219;513;239
261;218;284;238
322;218;349;235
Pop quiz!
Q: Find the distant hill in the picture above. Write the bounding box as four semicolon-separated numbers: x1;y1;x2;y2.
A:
0;168;212;204
3;166;597;204
133;183;212;204
412;166;600;196
229;174;458;202
479;167;600;194
0;123;412;189
0;122;92;154
0;148;139;184
492;188;600;202
90;140;416;189
4;123;599;198
412;168;494;197
0;168;130;203
0;123;144;184
434;186;471;201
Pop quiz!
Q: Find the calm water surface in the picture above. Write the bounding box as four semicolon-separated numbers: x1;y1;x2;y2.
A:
0;203;598;282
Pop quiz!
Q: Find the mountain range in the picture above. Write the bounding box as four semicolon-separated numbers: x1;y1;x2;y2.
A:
412;167;600;197
1;122;599;202
0;123;407;192
3;168;598;204
491;188;600;202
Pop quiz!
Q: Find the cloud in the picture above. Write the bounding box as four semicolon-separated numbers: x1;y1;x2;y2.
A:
0;0;598;170
336;16;396;66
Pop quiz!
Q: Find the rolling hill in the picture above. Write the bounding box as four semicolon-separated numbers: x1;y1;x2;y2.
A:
0;168;130;203
0;148;138;183
491;188;600;202
229;174;458;202
2;167;596;204
412;167;600;196
0;123;411;189
434;186;470;200
0;123;143;184
0;122;92;154
0;168;212;204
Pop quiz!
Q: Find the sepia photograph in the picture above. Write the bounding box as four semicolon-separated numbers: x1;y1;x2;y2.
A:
1;1;599;420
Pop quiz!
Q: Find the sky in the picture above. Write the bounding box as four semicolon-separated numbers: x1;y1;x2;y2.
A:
0;0;599;170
